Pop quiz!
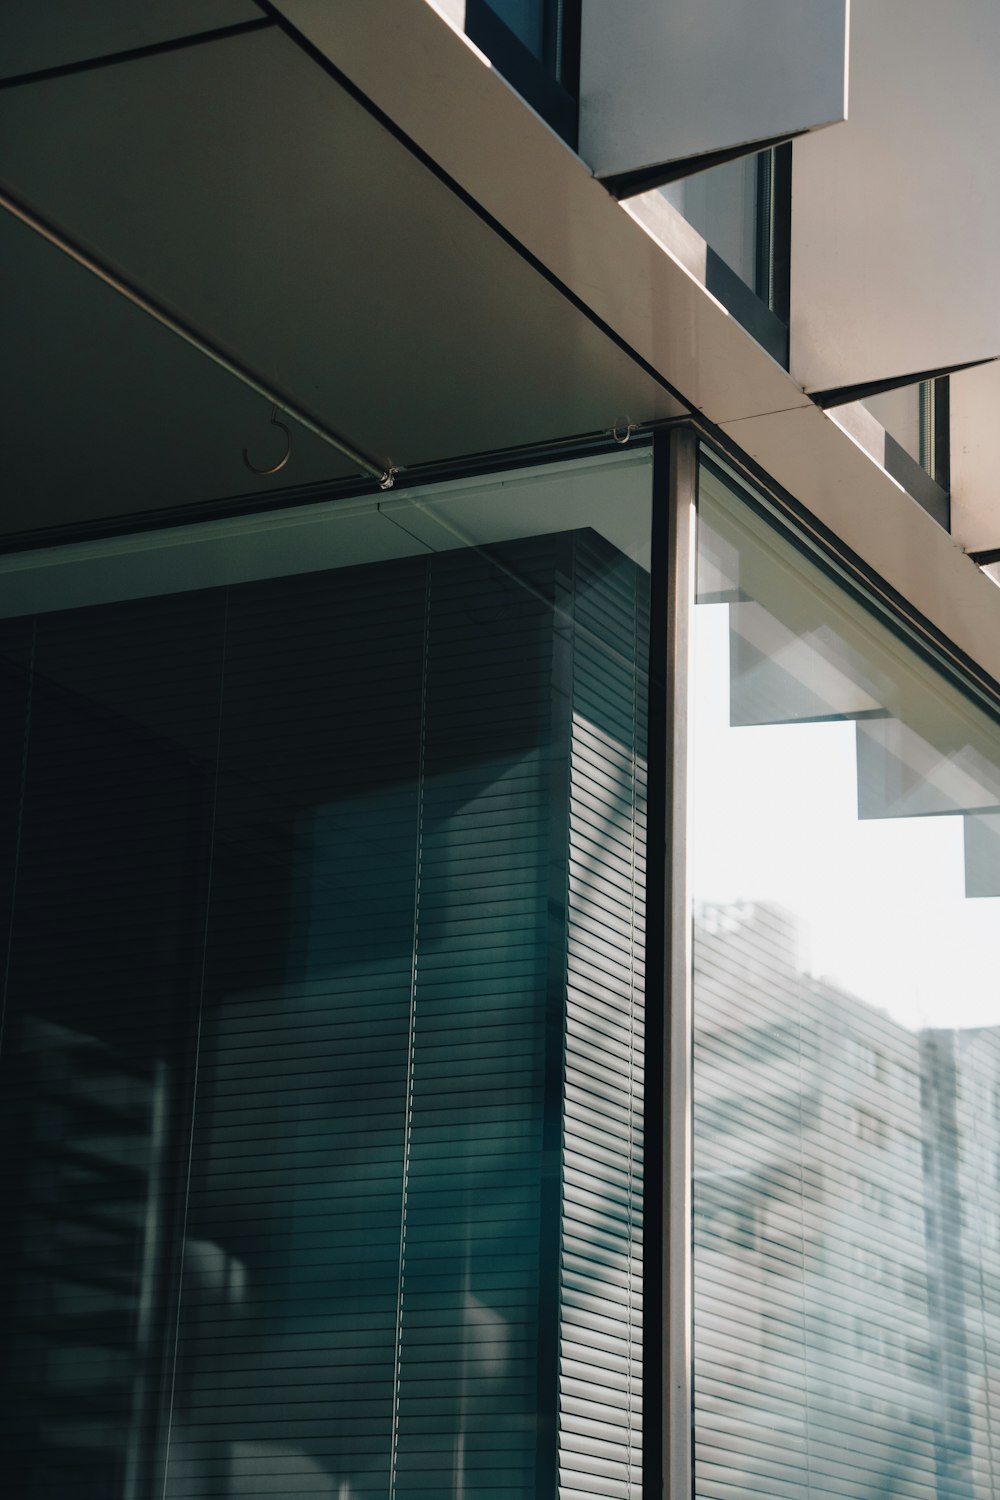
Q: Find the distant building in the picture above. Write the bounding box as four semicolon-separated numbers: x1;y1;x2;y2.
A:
694;902;1000;1500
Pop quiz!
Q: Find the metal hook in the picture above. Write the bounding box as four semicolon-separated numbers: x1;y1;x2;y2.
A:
244;403;292;475
378;466;398;491
611;420;636;445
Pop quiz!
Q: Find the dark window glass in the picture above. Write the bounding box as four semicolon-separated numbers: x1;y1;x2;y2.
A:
0;458;649;1500
483;0;546;59
661;144;792;361
465;0;580;145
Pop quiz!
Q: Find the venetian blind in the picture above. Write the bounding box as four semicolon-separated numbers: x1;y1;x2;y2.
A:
559;533;647;1500
0;526;649;1500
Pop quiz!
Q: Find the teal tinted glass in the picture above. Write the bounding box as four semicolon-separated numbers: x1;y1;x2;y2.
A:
692;457;1000;1500
0;453;649;1499
484;0;546;58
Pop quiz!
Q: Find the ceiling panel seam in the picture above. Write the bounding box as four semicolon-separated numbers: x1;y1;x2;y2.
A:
0;16;274;92
253;0;694;420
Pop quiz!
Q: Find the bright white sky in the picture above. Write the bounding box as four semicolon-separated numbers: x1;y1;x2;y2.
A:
692;603;1000;1031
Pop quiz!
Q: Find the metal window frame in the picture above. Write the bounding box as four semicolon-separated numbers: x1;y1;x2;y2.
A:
645;427;697;1499
666;429;697;1498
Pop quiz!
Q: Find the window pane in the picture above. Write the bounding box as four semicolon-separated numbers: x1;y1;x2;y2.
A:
483;0;546;60
0;453;649;1500
863;384;922;461
692;456;1000;1500
864;380;941;478
661;155;761;291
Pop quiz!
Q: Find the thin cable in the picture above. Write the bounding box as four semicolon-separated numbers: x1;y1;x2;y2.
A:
625;577;640;1499
389;557;432;1500
159;588;229;1499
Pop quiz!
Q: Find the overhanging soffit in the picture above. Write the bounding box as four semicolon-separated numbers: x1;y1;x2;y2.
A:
791;0;1000;394
0;0;263;81
578;0;848;191
0;18;680;539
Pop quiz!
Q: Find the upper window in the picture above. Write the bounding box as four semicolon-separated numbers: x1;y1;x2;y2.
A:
863;377;950;526
661;144;792;363
465;0;580;144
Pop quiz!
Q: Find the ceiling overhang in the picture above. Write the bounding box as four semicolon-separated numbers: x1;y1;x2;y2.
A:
0;16;680;541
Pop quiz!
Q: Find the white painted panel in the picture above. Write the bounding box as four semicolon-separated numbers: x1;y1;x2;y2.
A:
792;0;1000;394
950;363;1000;554
0;0;261;81
579;0;847;182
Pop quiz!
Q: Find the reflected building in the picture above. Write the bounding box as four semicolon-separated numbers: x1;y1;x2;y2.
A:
693;901;1000;1500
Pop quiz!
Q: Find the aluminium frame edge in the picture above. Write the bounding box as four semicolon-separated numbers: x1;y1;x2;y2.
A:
666;426;697;1497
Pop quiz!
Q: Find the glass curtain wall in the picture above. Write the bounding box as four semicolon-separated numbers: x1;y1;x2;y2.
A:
0;452;650;1500
691;455;1000;1500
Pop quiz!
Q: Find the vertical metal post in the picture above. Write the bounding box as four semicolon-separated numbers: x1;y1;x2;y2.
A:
666;427;697;1498
646;425;696;1500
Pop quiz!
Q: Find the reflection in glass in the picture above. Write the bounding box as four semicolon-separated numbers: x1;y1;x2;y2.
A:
483;0;547;59
692;458;1000;1499
863;379;940;476
661;148;782;307
0;457;648;1499
662;156;761;292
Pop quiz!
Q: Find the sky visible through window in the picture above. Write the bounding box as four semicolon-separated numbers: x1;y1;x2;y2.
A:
693;599;1000;1032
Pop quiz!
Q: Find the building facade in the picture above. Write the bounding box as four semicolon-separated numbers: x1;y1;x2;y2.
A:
2;3;1000;1498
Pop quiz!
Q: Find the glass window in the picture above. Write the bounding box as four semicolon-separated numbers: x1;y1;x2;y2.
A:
662;156;761;295
0;452;650;1500
464;0;579;144
481;0;547;60
864;377;945;482
692;455;1000;1500
661;146;789;319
